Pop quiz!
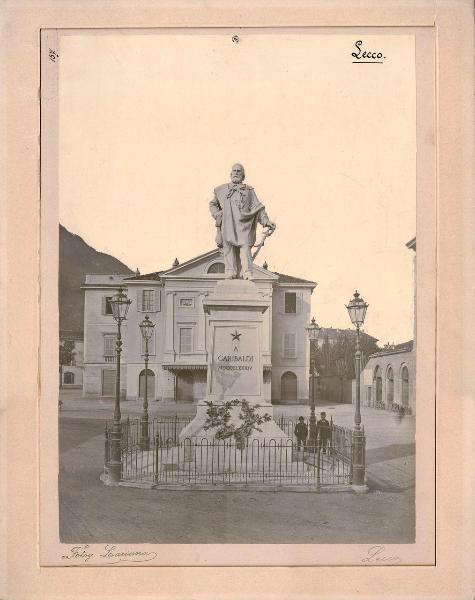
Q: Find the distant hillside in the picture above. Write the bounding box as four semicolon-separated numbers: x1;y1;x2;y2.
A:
59;225;133;332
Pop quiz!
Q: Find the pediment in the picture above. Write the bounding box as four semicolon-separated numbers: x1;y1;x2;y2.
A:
161;248;278;281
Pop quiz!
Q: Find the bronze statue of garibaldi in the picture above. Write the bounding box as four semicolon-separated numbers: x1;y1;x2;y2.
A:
209;164;276;279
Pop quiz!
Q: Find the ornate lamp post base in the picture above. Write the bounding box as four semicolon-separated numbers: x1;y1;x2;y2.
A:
108;424;122;484
141;415;150;451
102;473;121;487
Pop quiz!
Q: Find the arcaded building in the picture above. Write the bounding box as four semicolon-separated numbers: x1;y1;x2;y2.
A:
359;237;417;414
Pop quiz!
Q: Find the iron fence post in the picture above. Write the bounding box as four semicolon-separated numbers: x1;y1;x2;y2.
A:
154;433;159;484
316;442;321;489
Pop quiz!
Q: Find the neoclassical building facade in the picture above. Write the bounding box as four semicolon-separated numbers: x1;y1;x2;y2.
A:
82;249;316;405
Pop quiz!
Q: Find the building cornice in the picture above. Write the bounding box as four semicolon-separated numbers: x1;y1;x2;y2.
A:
81;281;162;290
81;284;128;290
119;280;163;286
274;282;317;289
368;347;412;359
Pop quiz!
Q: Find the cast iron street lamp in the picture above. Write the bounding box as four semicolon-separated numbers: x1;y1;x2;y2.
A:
345;290;369;489
139;315;155;451
306;317;321;449
108;286;132;484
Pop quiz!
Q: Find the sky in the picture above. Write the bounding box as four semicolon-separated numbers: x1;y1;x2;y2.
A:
58;31;416;344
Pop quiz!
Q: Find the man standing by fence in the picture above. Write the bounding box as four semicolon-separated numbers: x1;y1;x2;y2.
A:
317;412;331;453
294;416;308;450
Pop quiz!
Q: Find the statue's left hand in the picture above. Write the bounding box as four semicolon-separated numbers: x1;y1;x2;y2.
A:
266;222;276;234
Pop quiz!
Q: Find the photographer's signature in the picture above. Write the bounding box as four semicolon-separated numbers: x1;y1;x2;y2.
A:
362;545;401;564
61;544;157;565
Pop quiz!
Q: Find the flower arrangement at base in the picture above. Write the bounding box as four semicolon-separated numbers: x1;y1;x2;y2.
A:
203;399;271;450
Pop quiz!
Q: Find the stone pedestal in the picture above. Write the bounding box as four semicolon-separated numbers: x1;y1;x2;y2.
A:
179;279;288;441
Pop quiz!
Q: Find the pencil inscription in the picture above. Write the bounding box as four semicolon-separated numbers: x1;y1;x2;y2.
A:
361;545;401;564
48;48;59;62
61;544;158;564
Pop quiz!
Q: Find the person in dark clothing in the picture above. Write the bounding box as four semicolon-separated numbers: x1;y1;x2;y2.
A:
294;416;308;450
316;412;331;453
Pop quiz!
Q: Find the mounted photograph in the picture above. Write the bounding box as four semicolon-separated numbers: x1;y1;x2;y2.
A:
39;26;436;566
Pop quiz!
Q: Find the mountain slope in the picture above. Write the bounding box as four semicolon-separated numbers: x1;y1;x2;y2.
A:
59;224;133;332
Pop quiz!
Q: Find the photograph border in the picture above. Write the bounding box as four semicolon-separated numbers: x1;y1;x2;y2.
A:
1;1;473;598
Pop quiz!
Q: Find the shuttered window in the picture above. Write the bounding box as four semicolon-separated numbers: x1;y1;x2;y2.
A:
142;290;155;311
138;289;160;312
104;334;116;357
179;328;193;353
102;369;116;396
283;333;297;358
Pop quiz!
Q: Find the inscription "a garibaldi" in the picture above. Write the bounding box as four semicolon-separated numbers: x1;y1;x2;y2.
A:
217;355;254;362
216;354;255;371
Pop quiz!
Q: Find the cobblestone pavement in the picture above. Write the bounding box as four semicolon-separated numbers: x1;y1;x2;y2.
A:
58;391;416;544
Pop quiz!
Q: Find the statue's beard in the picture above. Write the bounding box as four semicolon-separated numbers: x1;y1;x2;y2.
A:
231;176;243;183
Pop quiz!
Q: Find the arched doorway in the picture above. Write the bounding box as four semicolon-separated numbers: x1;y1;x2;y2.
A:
373;366;382;406
176;372;194;403
139;369;155;399
64;371;75;385
281;371;298;403
401;365;409;408
386;366;394;406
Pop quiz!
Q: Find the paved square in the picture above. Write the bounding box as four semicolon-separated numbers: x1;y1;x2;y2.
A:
58;391;415;544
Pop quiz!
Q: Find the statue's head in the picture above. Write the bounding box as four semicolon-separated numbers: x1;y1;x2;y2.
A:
230;163;245;184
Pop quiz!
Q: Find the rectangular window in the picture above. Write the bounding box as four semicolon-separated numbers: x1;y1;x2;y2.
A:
142;290;155;311
138;289;160;312
104;334;116;358
284;292;297;314
102;296;113;315
283;333;296;358
179;327;193;353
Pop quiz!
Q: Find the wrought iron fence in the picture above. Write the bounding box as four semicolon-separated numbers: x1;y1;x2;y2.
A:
106;416;193;448
104;415;359;488
118;436;353;487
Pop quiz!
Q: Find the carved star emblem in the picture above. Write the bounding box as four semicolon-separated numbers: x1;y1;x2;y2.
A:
231;330;242;342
